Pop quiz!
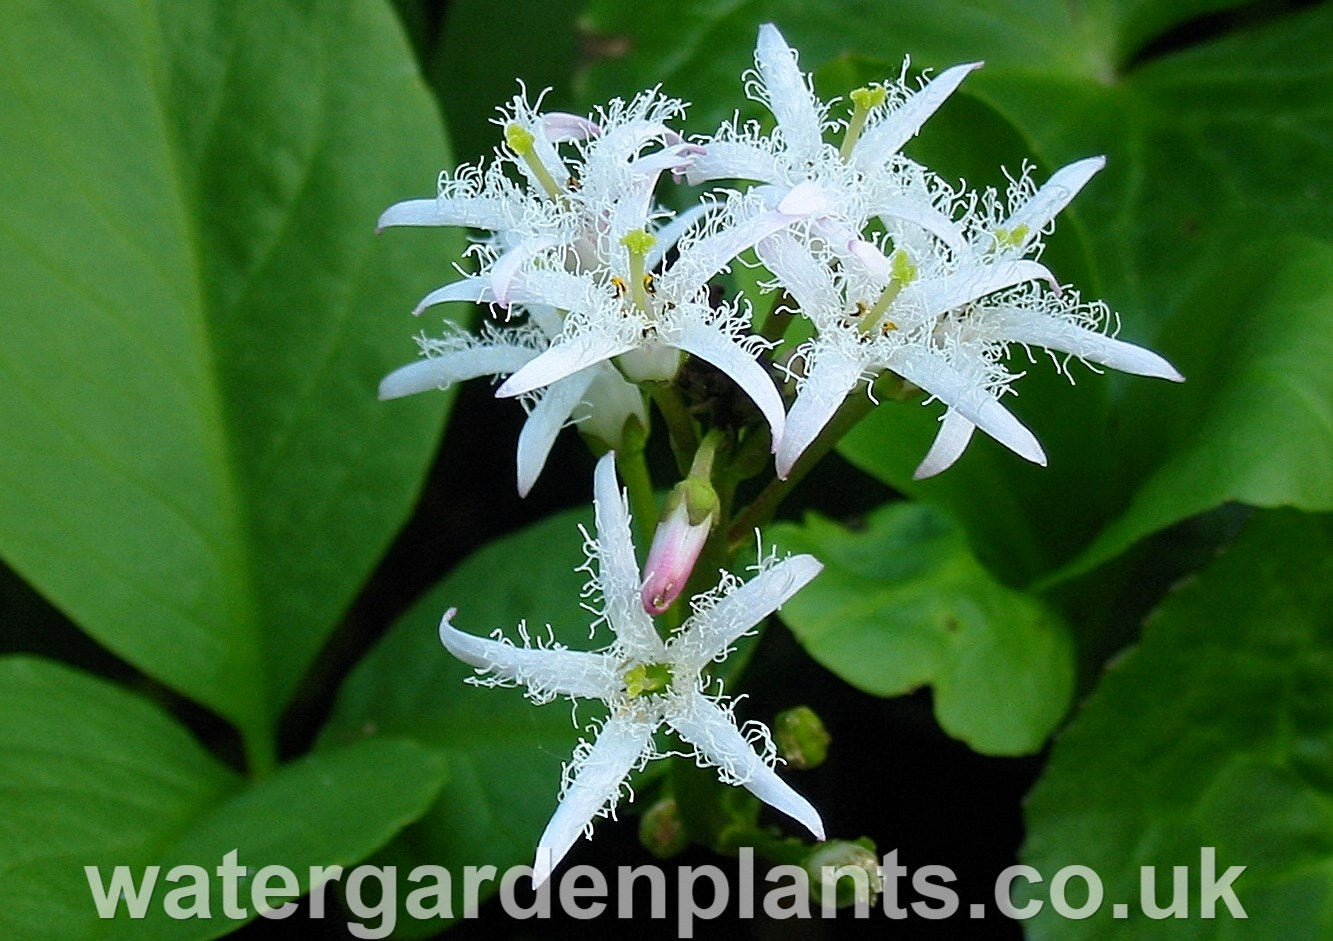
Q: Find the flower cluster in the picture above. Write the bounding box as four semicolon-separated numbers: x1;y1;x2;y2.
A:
381;24;1180;491
379;23;1182;886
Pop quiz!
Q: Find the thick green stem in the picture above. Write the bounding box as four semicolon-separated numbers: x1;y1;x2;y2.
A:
617;444;659;554
648;382;699;474
726;378;905;552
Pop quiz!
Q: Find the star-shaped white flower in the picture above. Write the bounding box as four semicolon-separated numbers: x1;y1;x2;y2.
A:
381;87;798;467
379;86;700;304
688;23;977;259
488;185;824;448
772;157;1183;478
439;452;825;886
378;89;701;492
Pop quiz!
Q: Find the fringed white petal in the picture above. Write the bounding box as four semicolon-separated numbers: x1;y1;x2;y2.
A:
755;24;824;158
602;140;697;247
676;555;822;672
592;454;666;658
667;193;822;296
913;409;976;479
853;62;981;166
377;195;509;232
875;195;969;256
378;343;536;400
506;266;607;316
533;715;654;888
438;609;618;698
776;346;867;478
991;311;1185;381
1001;157;1105;253
412;277;494;316
684;140;785;186
667;692;825;840
497;332;635;398
890;348;1047;466
757;232;841;322
516;370;597;497
904;259;1055;316
491;239;556;307
672;318;786;444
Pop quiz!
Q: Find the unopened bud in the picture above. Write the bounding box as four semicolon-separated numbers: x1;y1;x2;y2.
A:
805;840;882;909
640;478;718;615
775;706;830;769
638;796;689;859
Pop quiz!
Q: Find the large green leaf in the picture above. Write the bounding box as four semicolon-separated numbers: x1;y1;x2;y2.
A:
0;0;459;755
1019;510;1333;937
1052;238;1333;581
578;1;1333;585
769;503;1074;755
320;505;599;928
0;656;446;941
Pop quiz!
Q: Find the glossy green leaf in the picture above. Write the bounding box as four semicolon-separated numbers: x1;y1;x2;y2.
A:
1054;238;1333;581
0;0;459;754
769;503;1074;755
320;504;599;926
1019;510;1333;937
0;656;446;941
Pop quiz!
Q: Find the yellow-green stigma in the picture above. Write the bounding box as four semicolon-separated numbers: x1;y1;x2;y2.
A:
840;84;888;162
625;662;673;698
993;223;1030;250
620;229;659;312
858;249;917;335
504;122;563;199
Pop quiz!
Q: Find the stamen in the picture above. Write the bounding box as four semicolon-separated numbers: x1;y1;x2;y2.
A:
504;122;563;199
840;85;887;162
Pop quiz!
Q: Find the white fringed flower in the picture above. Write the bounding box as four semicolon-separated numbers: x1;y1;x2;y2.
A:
772;158;1183;478
438;452;825;886
378;86;698;297
489;184;825;447
381;86;798;471
688;23;976;260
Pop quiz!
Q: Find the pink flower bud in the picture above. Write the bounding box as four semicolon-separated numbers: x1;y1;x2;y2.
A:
640;497;713;615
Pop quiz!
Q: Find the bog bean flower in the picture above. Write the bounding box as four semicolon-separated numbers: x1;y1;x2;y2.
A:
438;453;824;885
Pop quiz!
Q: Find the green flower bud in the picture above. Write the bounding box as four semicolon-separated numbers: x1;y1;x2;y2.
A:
638;796;689;859
775;705;831;769
805;840;882;909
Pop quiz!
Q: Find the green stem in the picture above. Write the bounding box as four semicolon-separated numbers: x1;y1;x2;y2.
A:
726;378;902;552
716;425;772;522
648;382;699;474
731;826;814;865
617;444;659;554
